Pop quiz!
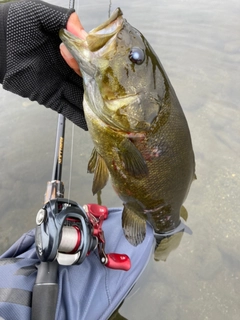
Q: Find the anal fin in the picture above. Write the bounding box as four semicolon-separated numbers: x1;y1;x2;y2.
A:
122;203;146;246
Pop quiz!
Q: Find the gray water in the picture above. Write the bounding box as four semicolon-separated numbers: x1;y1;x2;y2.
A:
0;0;239;319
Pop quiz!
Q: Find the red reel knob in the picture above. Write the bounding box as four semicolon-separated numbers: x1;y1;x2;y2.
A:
84;204;108;220
105;253;131;271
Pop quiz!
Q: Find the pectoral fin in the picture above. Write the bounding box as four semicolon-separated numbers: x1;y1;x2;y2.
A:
122;203;146;246
87;148;98;173
87;148;109;195
119;139;148;178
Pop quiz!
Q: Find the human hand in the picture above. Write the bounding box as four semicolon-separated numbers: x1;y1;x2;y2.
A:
60;13;87;76
1;0;87;129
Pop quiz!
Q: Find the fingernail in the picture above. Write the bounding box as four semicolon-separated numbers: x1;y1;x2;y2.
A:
81;30;88;40
60;43;74;59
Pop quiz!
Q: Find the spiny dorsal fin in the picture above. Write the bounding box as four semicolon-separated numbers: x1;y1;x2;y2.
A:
119;138;148;178
122;203;146;246
87;148;109;195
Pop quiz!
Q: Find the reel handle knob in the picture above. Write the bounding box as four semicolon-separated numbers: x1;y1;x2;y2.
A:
83;204;108;220
105;253;131;271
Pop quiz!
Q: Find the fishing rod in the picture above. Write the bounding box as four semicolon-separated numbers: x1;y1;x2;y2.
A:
31;0;75;315
31;114;65;320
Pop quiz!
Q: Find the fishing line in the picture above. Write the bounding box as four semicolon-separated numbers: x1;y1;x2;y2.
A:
69;0;75;9
108;0;112;18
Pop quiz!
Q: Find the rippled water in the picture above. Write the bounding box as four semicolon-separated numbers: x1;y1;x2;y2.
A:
0;0;239;319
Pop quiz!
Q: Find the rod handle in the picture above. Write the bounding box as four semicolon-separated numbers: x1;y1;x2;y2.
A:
31;261;58;320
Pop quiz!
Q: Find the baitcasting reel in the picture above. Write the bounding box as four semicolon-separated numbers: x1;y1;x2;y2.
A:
35;198;131;271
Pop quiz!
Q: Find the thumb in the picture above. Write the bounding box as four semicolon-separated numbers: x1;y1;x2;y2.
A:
66;12;88;39
60;12;87;76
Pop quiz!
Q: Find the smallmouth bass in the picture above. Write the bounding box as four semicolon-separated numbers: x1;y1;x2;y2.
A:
60;8;196;246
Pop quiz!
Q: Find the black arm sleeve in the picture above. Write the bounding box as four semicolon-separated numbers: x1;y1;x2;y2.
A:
0;0;87;130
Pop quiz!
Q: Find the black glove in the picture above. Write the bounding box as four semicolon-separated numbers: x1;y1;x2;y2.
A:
0;0;87;130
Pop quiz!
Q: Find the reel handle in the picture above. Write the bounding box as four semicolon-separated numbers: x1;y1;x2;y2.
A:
105;253;131;271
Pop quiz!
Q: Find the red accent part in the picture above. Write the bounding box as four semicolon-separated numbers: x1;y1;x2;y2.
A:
93;216;105;242
85;204;131;271
66;217;79;223
86;209;105;242
70;226;81;254
105;253;131;271
85;204;108;220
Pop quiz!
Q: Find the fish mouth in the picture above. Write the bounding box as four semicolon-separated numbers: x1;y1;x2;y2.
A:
87;8;124;52
59;8;124;77
59;8;124;54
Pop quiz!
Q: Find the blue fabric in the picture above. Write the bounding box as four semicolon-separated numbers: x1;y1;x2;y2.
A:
0;207;154;320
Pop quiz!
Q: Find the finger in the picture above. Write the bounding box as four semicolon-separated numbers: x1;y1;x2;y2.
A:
66;12;88;39
60;43;82;76
60;13;87;76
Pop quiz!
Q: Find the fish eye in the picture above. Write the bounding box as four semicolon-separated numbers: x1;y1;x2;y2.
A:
129;47;145;65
